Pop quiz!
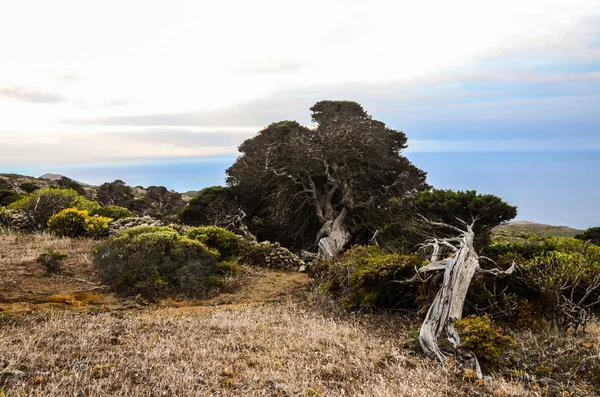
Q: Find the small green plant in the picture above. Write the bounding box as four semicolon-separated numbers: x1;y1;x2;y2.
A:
186;226;240;259
0;189;22;207
454;315;514;363
215;260;242;277
407;329;421;352
19;182;39;193
36;249;68;273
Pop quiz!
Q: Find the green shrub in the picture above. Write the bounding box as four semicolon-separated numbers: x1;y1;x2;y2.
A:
36;250;68;273
84;215;111;239
314;245;425;311
9;188;100;230
576;226;600;246
47;208;110;238
92;226;219;299
0;208;13;231
215;260;242;277
186;226;240;259
19;182;39;193
454;315;514;363
476;237;600;326
47;208;89;237
0;189;22;207
91;205;134;220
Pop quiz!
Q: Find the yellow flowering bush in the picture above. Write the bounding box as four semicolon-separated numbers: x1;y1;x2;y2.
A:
47;208;110;238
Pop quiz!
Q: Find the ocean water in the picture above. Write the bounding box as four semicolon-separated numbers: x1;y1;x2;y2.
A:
3;151;599;229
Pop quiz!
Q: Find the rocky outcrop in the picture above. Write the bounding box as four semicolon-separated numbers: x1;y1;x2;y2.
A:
108;216;164;234
240;241;306;271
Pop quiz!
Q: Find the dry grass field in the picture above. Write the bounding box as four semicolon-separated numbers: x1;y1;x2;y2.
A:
0;232;598;396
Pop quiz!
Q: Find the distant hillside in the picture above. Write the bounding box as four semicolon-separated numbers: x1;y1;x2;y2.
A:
39;173;67;181
492;221;583;239
1;173;97;196
0;172;198;218
0;173;64;194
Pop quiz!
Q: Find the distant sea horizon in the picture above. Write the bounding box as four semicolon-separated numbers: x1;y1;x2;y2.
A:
2;151;599;229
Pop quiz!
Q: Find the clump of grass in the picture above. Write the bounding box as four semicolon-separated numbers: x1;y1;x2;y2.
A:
36;249;68;273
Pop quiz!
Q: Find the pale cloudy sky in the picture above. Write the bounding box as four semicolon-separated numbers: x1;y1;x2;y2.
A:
1;0;599;227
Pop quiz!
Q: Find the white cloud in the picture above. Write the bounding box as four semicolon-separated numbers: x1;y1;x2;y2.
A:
0;0;599;164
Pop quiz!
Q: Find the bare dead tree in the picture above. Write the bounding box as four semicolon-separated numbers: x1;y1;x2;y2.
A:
410;219;516;379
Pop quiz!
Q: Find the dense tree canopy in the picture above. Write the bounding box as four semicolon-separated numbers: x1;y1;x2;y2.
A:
180;186;249;231
96;180;133;207
409;189;517;248
146;186;185;216
576;226;600;246
226;101;427;258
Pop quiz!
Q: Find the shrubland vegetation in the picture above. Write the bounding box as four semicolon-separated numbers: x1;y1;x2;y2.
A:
1;100;600;395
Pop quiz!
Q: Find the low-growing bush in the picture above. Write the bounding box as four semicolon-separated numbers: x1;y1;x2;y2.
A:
187;226;240;259
84;215;111;239
36;250;68;273
91;205;134;221
19;182;39;193
0;208;13;231
47;208;89;237
92;226;219;299
454;315;514;364
313;245;425;311
215;260;242;277
0;189;22;207
474;237;600;329
9;188;100;230
47;208;110;238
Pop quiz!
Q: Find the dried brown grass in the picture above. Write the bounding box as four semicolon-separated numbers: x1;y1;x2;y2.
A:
504;320;600;396
1;232;595;396
0;231;98;294
0;299;534;397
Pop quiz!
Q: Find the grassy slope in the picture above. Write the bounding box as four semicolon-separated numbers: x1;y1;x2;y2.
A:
492;221;583;240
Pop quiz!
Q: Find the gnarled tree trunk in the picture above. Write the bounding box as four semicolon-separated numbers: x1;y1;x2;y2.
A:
316;207;350;260
419;224;483;378
414;222;516;379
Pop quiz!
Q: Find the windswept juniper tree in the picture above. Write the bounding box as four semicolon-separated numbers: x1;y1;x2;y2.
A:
226;101;427;259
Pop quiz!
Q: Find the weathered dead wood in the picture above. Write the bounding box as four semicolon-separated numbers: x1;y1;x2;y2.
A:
410;221;517;379
317;207;350;260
